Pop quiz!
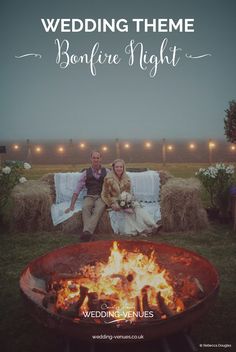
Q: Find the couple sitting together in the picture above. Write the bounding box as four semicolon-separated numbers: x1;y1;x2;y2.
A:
65;151;159;242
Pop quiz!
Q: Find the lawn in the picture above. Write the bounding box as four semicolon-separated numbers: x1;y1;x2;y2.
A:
1;163;236;351
23;162;216;180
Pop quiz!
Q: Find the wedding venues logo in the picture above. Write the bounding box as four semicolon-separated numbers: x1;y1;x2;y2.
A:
81;302;154;324
15;17;212;78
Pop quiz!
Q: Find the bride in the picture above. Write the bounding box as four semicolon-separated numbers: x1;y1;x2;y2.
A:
101;159;158;236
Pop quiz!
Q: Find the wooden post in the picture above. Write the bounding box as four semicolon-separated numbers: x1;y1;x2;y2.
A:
208;139;212;164
115;138;120;159
0;146;6;167
162;138;166;166
26;139;32;163
69;138;74;166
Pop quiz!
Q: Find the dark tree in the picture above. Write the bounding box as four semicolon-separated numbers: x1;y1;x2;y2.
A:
224;100;236;143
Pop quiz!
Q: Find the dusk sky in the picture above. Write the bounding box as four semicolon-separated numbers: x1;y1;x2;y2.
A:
1;0;236;141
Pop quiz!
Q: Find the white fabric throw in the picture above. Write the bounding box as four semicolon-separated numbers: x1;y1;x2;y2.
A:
51;170;161;227
108;171;161;234
51;172;87;226
127;170;160;202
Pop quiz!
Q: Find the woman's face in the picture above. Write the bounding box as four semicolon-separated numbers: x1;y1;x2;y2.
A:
114;161;124;178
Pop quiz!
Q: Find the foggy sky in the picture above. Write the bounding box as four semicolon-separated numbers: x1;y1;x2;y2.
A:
1;0;236;141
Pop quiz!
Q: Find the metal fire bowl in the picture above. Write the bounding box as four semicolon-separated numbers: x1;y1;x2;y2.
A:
19;240;219;341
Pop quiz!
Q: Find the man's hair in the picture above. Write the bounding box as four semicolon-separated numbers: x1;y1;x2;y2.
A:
90;150;102;158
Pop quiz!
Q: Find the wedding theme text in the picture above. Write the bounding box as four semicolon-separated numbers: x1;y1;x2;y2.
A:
41;18;195;33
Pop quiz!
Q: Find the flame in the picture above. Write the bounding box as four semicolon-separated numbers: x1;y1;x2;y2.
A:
54;241;184;321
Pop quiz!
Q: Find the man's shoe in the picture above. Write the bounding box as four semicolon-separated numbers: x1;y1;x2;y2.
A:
80;231;93;242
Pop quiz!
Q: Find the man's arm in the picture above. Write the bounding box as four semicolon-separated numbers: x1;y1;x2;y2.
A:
65;193;78;213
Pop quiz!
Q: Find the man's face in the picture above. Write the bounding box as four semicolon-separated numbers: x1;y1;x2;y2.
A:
91;152;102;169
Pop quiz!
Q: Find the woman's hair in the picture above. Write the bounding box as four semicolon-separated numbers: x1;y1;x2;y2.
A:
111;159;129;181
112;158;126;169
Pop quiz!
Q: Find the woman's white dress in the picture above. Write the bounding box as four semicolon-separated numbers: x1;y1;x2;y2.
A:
109;204;157;236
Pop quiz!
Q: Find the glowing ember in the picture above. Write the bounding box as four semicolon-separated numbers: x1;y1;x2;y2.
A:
50;241;192;323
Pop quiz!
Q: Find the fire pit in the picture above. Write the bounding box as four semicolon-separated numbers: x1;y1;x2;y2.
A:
19;240;219;341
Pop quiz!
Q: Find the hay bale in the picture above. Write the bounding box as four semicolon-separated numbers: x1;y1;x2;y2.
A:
97;210;114;233
158;170;173;186
161;178;208;232
10;180;54;232
41;173;56;203
10;171;207;234
59;212;82;234
57;210;113;234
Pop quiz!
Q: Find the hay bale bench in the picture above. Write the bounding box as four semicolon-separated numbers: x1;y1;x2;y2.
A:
10;171;208;233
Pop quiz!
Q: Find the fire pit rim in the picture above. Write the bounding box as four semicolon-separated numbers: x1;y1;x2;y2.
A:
19;239;220;278
19;239;220;328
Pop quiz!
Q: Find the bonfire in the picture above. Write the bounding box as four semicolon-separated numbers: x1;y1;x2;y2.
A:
43;241;204;324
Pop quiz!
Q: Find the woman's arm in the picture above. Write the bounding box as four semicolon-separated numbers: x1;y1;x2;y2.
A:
124;177;131;193
101;177;119;208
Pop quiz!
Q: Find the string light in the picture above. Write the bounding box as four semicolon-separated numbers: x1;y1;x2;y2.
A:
35;146;42;153
145;142;152;149
9;140;236;160
79;143;85;149
209;141;216;149
58;146;64;153
189;143;196;150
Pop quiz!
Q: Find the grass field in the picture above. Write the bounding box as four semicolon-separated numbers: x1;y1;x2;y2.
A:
23;162;219;180
1;163;236;351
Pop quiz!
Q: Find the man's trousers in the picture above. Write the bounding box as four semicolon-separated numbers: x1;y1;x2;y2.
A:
82;195;106;234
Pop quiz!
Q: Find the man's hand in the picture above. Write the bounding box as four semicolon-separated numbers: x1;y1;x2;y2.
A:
65;206;74;214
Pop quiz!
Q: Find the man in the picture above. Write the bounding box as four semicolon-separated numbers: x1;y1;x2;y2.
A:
65;151;109;241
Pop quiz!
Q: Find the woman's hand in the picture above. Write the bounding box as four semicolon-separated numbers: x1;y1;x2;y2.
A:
111;203;121;211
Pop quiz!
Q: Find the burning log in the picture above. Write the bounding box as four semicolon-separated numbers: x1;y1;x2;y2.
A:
42;292;57;308
77;285;89;311
135;296;141;319
57;285;89;318
141;286;151;312
141;286;161;320
156;292;174;318
87;292;99;311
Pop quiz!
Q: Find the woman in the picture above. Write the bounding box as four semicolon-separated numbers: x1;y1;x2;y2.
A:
101;159;158;236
